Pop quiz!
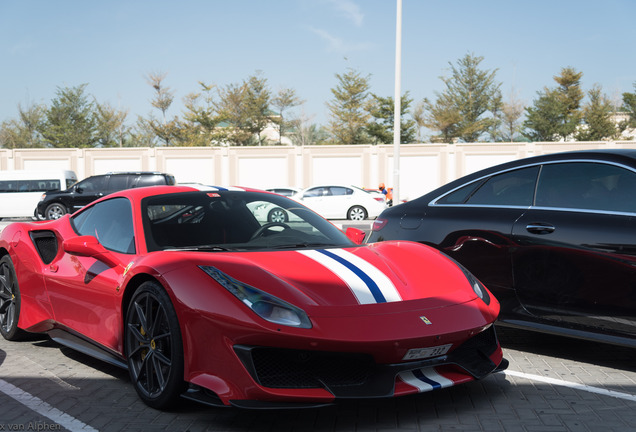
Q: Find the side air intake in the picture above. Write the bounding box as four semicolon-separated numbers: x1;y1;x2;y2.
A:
30;230;59;264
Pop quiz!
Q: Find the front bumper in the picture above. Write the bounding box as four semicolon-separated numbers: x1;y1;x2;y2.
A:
227;325;504;407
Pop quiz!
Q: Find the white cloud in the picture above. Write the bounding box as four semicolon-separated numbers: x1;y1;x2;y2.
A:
326;0;364;27
309;27;373;54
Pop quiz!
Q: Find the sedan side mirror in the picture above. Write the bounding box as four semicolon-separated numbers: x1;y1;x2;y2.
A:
63;235;121;267
345;227;366;245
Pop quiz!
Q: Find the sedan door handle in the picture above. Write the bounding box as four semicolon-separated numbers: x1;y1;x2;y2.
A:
526;223;555;235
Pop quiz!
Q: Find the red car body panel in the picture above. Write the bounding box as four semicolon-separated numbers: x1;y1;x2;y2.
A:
0;185;505;408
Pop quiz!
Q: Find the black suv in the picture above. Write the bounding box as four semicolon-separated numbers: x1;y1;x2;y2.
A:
36;171;176;220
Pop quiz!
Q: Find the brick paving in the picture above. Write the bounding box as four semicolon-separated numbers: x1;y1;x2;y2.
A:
1;327;636;431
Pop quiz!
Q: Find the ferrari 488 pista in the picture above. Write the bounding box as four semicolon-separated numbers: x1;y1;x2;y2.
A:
0;185;506;409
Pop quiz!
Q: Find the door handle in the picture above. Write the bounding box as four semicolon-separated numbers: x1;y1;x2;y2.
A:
525;223;555;235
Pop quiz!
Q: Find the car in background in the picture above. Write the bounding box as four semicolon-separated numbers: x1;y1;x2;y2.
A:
36;171;176;220
265;187;301;197
260;188;303;222
368;149;636;347
292;185;386;220
0;170;77;220
1;185;505;409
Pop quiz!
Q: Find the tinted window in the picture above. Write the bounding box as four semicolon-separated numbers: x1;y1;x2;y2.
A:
536;162;636;213
0;179;60;192
330;187;352;196
136;174;168;187
107;175;131;192
437;180;485;204
72;197;135;254
142;191;351;252
304;187;325;198
76;175;107;193
467;166;539;206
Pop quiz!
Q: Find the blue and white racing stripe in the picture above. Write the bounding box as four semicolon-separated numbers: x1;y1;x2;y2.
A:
298;249;402;304
398;368;455;393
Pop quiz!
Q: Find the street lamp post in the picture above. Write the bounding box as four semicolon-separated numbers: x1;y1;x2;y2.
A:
393;0;402;204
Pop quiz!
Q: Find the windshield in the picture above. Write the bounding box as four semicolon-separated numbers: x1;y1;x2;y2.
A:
142;191;353;252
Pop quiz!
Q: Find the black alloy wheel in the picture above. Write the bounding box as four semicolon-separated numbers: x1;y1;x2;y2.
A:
0;255;26;341
125;281;185;409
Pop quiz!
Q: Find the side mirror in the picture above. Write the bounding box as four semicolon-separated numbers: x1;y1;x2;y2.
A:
345;227;366;245
63;235;120;267
75;186;83;193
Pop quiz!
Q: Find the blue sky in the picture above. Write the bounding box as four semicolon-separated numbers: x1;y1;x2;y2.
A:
1;0;635;135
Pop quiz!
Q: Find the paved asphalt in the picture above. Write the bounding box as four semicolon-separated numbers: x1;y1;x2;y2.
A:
1;219;636;431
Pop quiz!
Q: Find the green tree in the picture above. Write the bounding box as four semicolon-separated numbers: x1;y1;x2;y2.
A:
623;82;636;130
365;92;417;144
524;67;584;141
0;103;47;148
419;94;462;143
425;53;502;143
272;88;304;145
244;72;273;145
498;91;525;142
575;85;618;141
40;84;97;148
411;100;426;142
522;89;565;141
182;81;224;146
215;72;274;146
94;102;129;147
326;68;371;144
143;72;180;146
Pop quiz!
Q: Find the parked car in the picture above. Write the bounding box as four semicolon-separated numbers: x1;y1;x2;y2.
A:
36;171;176;220
0;169;77;220
0;185;505;409
368;149;636;347
265;187;301;197
292;185;386;220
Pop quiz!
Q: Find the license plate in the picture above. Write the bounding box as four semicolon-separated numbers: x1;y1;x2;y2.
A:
402;343;452;360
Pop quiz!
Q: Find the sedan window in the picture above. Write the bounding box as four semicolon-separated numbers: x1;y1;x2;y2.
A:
464;166;539;206
329;187;351;196
536;162;636;213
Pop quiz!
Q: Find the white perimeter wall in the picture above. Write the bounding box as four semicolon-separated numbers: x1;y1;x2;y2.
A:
2;141;635;201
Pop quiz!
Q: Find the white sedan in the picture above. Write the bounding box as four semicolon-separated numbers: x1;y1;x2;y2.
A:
291;185;386;220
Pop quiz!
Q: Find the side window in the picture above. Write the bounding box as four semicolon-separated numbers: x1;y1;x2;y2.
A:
77;176;107;193
71;197;135;254
467;166;539;206
136;174;166;187
304;188;324;198
107;175;131;192
536;162;636;213
330;187;349;196
436;180;485;204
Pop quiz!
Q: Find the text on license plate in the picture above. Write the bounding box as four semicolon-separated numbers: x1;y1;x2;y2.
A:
402;343;452;360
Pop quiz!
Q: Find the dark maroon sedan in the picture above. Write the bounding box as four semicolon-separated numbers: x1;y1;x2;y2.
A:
368;149;636;347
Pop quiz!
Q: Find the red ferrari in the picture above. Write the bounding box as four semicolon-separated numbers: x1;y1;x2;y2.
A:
0;185;506;409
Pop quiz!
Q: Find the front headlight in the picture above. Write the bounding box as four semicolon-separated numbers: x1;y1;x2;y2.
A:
464;270;491;305
447;258;491;305
200;266;312;329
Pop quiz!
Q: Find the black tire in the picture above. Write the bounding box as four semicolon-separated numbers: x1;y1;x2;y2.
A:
45;203;67;220
347;205;367;221
0;255;26;341
267;207;288;223
125;281;186;409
